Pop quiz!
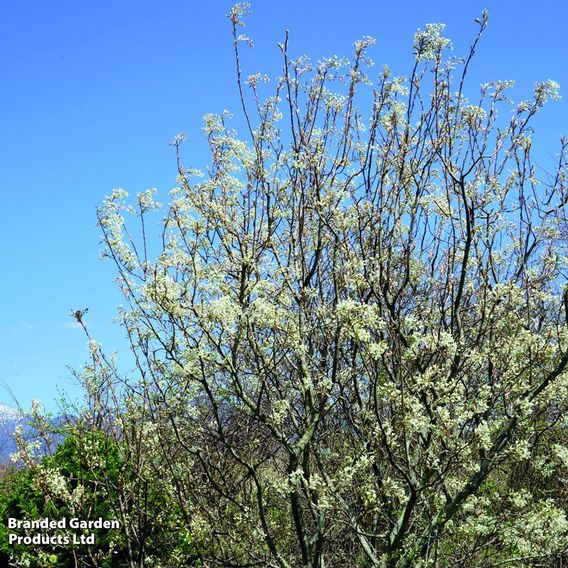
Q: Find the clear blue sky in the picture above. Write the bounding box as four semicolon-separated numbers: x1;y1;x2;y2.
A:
1;0;566;413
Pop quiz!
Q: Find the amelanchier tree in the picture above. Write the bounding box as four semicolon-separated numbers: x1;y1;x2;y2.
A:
87;4;568;567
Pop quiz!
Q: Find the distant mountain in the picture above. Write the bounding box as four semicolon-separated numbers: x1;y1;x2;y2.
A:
0;403;21;422
0;403;23;462
0;404;66;464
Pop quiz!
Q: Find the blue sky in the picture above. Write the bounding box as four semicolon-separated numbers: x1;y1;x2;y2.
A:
0;0;566;413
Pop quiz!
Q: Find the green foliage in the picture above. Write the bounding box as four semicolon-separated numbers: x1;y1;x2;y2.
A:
0;466;46;567
0;429;200;567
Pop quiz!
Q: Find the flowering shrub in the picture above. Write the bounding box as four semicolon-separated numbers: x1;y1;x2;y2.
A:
23;4;568;567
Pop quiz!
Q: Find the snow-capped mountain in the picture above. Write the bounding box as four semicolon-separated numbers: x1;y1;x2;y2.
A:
0;403;23;461
0;402;22;422
0;403;67;463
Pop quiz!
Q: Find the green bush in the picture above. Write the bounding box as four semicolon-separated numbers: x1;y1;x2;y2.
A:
0;429;201;567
